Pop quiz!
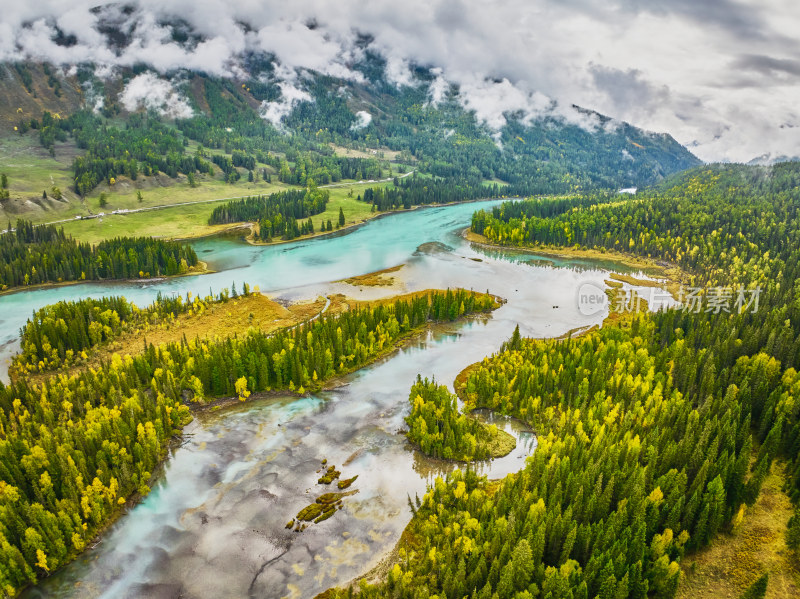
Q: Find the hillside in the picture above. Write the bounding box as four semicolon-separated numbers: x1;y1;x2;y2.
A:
0;56;700;236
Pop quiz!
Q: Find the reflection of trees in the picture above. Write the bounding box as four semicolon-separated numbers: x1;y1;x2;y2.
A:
409;444;494;485
409;444;458;481
406;408;538;484
406;423;513;483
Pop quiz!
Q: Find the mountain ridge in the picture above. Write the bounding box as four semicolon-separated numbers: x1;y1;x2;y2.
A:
0;56;700;227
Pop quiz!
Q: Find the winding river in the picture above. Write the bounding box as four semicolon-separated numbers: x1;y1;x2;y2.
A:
4;201;673;598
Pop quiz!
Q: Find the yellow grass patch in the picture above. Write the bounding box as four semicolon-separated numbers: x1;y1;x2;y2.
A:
609;272;666;288
339;264;405;287
328;144;402;161
484;427;517;459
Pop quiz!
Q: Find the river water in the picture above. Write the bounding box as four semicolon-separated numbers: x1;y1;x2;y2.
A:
6;201;672;599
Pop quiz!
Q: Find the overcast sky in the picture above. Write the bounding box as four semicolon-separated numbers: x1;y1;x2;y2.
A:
2;0;799;162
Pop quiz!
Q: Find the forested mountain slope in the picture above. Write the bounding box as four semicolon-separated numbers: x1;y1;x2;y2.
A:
0;53;700;220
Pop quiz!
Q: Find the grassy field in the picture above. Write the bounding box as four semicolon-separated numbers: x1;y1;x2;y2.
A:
329;143;402;161
57;178;394;244
308;185;377;226
0;126;411;244
84;176;292;212
483;178;510;187
0;134;84;224
58;201;237;242
0;132;295;226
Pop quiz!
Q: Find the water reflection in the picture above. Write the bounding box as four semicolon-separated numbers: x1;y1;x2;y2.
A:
410;409;538;483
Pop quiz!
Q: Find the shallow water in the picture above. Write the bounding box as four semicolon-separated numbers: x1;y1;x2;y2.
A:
8;201;673;598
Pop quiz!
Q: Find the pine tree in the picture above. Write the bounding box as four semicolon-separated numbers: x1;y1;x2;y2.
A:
787;509;800;551
739;573;768;599
507;325;522;351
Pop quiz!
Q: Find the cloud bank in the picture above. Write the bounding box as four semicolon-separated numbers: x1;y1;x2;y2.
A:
259;79;312;129
119;73;194;118
350;110;373;130
1;0;799;162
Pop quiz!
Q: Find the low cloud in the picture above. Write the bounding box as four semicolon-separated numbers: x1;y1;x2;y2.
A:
731;54;800;81
1;0;799;162
589;66;671;120
427;69;451;105
259;72;312;129
119;73;194;119
350;110;372;130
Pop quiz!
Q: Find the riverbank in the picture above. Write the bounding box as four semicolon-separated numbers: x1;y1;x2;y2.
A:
0;259;213;298
196;307;499;416
463;228;688;298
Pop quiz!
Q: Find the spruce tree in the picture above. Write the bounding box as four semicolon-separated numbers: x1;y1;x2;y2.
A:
739;573;767;599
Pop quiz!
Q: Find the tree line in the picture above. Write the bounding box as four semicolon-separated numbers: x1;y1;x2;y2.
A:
22;110;213;195
359;175;506;211
470;165;800;289
326;162;800;599
0;289;496;595
208;187;330;241
0;220;199;290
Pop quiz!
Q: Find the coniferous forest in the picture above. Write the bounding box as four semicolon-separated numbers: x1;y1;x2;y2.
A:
405;376;512;461
208;187;331;240
0;220;199;290
360;176;506;211
324;164;800;599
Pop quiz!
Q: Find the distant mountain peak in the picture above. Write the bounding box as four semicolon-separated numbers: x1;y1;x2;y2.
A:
747;152;800;166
